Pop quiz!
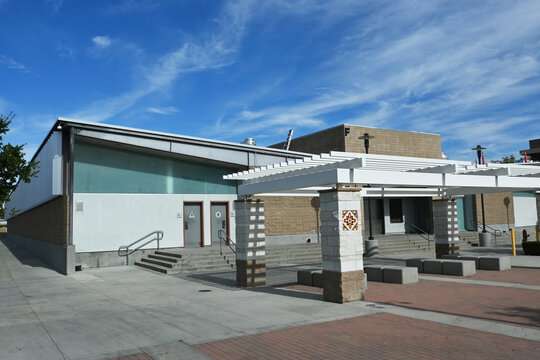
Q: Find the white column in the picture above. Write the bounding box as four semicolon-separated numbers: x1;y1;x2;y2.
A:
319;188;365;303
433;198;459;258
234;199;266;286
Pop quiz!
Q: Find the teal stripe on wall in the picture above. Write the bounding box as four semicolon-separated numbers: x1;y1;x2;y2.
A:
74;141;237;194
513;191;536;198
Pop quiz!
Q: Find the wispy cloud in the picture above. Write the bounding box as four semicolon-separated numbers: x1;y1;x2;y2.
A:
212;0;540;159
46;0;64;13
106;0;161;14
70;0;254;122
0;55;29;73
92;35;112;49
147;106;179;115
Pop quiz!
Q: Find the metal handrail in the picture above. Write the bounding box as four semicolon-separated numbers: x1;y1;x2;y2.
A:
118;230;164;265
474;222;502;245
405;222;433;251
218;229;236;254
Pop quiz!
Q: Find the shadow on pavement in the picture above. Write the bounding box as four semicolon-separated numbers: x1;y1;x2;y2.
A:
0;236;58;272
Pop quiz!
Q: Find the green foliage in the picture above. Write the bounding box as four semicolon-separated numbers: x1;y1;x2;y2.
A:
0;112;39;217
491;154;521;164
522;241;540;256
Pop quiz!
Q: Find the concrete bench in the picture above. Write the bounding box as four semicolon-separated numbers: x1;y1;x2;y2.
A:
405;258;427;273
441;255;511;271
383;266;418;284
442;259;476;276
364;265;384;282
364;265;418;284
409;258;476;276
297;269;320;286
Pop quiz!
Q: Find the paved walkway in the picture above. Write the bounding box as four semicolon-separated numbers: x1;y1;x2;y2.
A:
1;236;539;360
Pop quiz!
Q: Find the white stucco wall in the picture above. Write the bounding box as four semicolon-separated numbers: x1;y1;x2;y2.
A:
383;198;405;233
72;193;237;252
6;131;62;218
513;193;538;227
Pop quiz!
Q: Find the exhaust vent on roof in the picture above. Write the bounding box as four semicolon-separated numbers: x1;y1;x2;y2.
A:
242;138;256;146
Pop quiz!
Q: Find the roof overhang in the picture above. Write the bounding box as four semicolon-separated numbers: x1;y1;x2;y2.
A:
225;152;540;197
31;117;308;168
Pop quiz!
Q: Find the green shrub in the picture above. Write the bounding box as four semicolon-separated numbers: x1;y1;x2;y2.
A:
522;241;540;256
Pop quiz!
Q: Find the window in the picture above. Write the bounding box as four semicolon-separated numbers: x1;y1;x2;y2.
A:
389;199;403;223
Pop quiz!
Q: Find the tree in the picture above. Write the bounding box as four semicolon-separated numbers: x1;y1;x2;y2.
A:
491;154;520;164
0;112;39;218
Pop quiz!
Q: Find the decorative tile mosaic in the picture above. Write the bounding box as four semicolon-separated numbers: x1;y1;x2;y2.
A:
342;210;359;231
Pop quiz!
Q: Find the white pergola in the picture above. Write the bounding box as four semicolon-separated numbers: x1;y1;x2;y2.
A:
225;151;540;196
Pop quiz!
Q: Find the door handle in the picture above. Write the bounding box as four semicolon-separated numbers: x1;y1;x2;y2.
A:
222;220;225;229
185;222;188;230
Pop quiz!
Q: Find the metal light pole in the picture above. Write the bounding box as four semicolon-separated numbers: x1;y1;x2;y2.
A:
362;133;375;240
471;145;487;233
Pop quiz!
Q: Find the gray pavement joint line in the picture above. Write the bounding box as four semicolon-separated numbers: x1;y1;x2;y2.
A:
360;302;540;342
0;246;69;360
418;275;540;290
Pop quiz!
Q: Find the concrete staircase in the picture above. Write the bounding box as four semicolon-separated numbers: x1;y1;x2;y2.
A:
459;230;513;248
135;231;516;275
135;248;236;274
377;234;433;253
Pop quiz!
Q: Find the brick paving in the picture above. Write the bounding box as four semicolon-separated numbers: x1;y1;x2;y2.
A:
365;280;540;328
432;268;540;286
195;313;540;360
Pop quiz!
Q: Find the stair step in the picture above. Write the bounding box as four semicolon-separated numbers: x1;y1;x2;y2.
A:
155;250;182;258
148;254;180;263
141;258;174;268
135;261;170;274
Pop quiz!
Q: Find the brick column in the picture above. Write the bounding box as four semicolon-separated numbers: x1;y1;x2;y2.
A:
433;198;459;258
319;188;365;303
234;199;266;286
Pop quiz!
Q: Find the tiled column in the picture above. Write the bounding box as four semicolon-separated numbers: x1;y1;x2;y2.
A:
234;199;266;287
433;198;459;258
319;188;365;303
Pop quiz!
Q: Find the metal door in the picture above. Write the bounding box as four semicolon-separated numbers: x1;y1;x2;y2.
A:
211;203;228;246
184;203;202;247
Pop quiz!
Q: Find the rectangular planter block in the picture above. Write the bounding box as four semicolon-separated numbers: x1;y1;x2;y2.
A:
383;266;418;284
442;260;476;276
297;269;320;286
459;256;480;269
423;260;443;274
405;258;425;273
312;270;323;287
364;265;384;282
478;257;511;271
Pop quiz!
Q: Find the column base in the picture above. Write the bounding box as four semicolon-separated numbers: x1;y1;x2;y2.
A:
435;243;460;259
323;270;365;303
236;259;266;287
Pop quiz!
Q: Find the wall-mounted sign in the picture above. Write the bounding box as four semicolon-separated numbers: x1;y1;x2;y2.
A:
189;211;195;219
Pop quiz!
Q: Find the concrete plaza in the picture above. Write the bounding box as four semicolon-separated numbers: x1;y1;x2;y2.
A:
0;236;539;360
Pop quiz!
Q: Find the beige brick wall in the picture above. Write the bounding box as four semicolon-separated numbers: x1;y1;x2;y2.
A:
7;196;70;245
271;126;346;154
474;192;515;226
254;196;321;236
271;124;441;159
344;127;442;158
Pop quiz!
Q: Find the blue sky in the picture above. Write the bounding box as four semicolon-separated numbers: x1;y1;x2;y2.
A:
1;0;539;162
